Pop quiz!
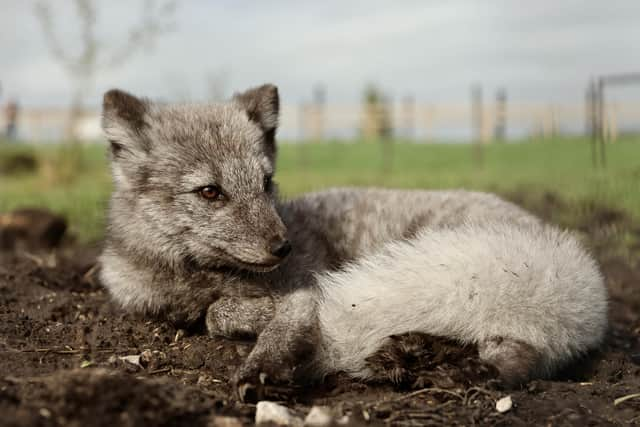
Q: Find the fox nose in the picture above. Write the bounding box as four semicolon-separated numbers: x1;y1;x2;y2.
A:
270;239;292;259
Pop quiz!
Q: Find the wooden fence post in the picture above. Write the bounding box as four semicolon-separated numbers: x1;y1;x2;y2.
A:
597;77;606;168
471;84;484;168
402;95;415;141
494;88;507;142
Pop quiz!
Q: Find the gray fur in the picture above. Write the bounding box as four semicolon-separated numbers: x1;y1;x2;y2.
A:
99;85;608;397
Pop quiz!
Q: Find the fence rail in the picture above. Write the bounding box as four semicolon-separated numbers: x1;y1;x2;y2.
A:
2;102;640;143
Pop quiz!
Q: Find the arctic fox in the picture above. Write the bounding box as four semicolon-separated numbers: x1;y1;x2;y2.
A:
99;84;607;398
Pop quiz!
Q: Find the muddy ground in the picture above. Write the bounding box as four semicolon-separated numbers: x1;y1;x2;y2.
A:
1;192;639;426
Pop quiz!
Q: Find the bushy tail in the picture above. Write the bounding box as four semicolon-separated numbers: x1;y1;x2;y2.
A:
313;222;607;381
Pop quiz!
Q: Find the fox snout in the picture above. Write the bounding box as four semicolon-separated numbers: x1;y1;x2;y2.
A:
238;233;290;272
236;199;291;270
269;237;292;259
256;226;291;267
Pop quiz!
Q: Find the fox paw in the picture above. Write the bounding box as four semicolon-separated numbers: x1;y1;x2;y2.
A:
233;354;298;402
206;296;274;339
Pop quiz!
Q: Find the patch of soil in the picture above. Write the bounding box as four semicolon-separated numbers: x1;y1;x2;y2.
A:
0;209;68;251
0;152;38;176
1;194;640;426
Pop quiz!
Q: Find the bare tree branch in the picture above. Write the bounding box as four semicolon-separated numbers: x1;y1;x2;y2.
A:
34;2;73;69
74;0;98;76
34;0;177;140
104;0;177;69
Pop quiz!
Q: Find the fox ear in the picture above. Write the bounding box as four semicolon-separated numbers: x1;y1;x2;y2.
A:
233;84;279;161
102;89;151;158
233;84;279;132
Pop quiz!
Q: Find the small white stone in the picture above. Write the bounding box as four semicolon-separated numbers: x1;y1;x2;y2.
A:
496;395;513;413
335;415;350;425
118;355;142;368
140;349;153;366
304;406;332;427
255;401;303;426
211;415;243;427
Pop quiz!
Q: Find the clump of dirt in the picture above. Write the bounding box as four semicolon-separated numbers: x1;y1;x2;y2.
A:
0;209;67;251
507;190;637;232
365;333;498;389
2;369;223;427
0;152;38;176
1;192;640;425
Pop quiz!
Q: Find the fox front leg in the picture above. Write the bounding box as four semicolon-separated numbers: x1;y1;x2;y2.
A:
233;288;320;402
206;296;275;339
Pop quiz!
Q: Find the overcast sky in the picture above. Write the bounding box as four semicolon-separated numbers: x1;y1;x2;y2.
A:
1;0;640;108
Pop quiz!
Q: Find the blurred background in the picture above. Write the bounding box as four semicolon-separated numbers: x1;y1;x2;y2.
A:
1;0;639;243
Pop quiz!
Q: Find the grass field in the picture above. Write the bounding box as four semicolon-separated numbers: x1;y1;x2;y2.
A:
1;137;639;242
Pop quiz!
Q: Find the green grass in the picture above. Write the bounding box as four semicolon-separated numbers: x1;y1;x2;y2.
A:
1;137;639;243
0;143;112;243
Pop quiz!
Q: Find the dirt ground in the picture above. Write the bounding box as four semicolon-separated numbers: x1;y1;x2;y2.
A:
1;192;640;426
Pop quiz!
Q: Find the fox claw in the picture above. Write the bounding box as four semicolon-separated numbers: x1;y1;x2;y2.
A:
236;381;260;403
234;357;297;403
234;370;272;403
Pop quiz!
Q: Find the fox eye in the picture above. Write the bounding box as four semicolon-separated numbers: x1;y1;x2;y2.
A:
198;185;223;200
263;174;273;192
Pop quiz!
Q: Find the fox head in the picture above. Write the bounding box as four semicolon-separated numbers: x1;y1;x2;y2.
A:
102;84;290;272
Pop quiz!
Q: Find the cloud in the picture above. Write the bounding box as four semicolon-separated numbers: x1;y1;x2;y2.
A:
1;0;640;108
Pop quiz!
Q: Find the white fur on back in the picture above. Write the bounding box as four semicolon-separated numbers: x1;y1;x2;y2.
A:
315;222;607;379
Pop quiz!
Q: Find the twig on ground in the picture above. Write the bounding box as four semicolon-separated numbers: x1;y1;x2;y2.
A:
394;387;465;402
82;263;100;286
1;346;135;355
3;375;47;384
614;393;640;406
463;386;495;405
148;367;172;375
